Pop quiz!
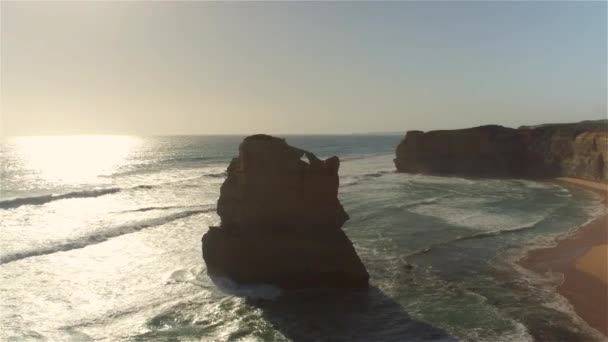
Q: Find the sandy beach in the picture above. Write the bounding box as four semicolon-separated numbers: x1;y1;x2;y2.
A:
520;177;608;337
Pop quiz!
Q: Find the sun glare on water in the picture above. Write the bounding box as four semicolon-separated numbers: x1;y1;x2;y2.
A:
11;135;141;183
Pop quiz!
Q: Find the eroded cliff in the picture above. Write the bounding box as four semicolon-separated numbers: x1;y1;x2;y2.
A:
202;134;369;289
394;120;608;181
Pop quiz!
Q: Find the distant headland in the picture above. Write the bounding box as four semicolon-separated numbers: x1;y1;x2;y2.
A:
394;119;608;182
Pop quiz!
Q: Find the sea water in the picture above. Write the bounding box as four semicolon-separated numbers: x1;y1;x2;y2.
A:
0;135;604;341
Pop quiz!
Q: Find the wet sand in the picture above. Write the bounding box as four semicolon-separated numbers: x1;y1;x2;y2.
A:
520;177;607;337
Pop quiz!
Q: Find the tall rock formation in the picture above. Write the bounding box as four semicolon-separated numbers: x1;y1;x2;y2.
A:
202;134;369;289
394;120;608;182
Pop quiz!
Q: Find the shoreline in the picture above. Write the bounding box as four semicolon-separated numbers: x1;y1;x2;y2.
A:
519;177;608;337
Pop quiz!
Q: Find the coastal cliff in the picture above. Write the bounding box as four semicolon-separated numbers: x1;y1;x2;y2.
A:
202;134;369;289
394;120;608;181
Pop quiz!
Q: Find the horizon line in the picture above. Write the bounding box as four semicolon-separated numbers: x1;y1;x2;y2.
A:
3;117;605;138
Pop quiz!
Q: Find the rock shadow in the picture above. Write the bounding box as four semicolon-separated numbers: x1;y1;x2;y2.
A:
247;286;456;342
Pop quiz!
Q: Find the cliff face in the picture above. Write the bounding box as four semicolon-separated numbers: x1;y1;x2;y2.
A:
217;134;348;232
394;120;608;181
523;124;608;181
203;134;369;289
394;125;527;177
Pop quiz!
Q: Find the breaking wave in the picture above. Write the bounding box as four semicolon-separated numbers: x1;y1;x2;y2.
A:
341;179;361;188
209;275;282;300
204;171;227;178
361;170;393;178
0;188;122;210
119;204;209;213
164;156;209;163
0;184;161;210
406;216;548;258
397;196;443;209
452;218;546;241
340;152;392;162
341;170;393;188
0;208;213;265
102;156;227;178
132;185;155;190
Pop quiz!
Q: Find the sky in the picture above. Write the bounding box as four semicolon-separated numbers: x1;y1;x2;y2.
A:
1;1;606;136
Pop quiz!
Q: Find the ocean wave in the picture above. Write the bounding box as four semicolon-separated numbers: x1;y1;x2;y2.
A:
0;208;214;265
119;205;202;213
397;197;443;209
452;218;545;241
204;171;227;178
132;185;155;190
516;180;555;190
407;195;557;233
209;275;282;299
406;216;548;258
505;236;608;342
341;178;361;188
405;174;478;186
0;188;122;210
165;156;209;163
340;152;393;162
100;168;154;178
102;156;226;178
361;170;393;178
340;170;394;188
358;197;443;220
0;184;160;210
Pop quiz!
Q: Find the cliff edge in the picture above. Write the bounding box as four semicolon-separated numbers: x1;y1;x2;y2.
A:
202;134;369;289
394;120;608;181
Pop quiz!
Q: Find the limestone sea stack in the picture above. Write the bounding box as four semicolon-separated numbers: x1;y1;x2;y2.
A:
202;134;369;289
394;120;608;181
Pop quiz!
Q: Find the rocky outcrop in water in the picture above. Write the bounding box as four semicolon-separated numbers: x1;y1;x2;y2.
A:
394;120;608;181
202;134;369;289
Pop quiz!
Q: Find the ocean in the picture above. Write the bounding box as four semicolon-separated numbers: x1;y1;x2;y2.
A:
0;135;604;341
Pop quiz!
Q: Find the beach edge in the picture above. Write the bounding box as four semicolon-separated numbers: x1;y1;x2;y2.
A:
519;177;608;337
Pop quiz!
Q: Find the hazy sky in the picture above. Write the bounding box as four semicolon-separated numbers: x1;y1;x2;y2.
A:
1;1;606;136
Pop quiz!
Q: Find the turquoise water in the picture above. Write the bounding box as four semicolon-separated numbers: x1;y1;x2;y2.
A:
0;135;604;341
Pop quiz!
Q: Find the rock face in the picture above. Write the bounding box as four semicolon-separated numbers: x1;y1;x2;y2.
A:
394;120;608;181
202;135;369;289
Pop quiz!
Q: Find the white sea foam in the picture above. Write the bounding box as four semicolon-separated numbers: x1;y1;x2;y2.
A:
486;321;534;342
500;191;608;342
340;177;360;188
507;254;608;341
2;136;602;341
394;196;443;209
0;207;213;264
339;152;393;162
454;218;547;240
209;275;282;300
408;198;551;232
517;179;556;190
405;174;477;185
